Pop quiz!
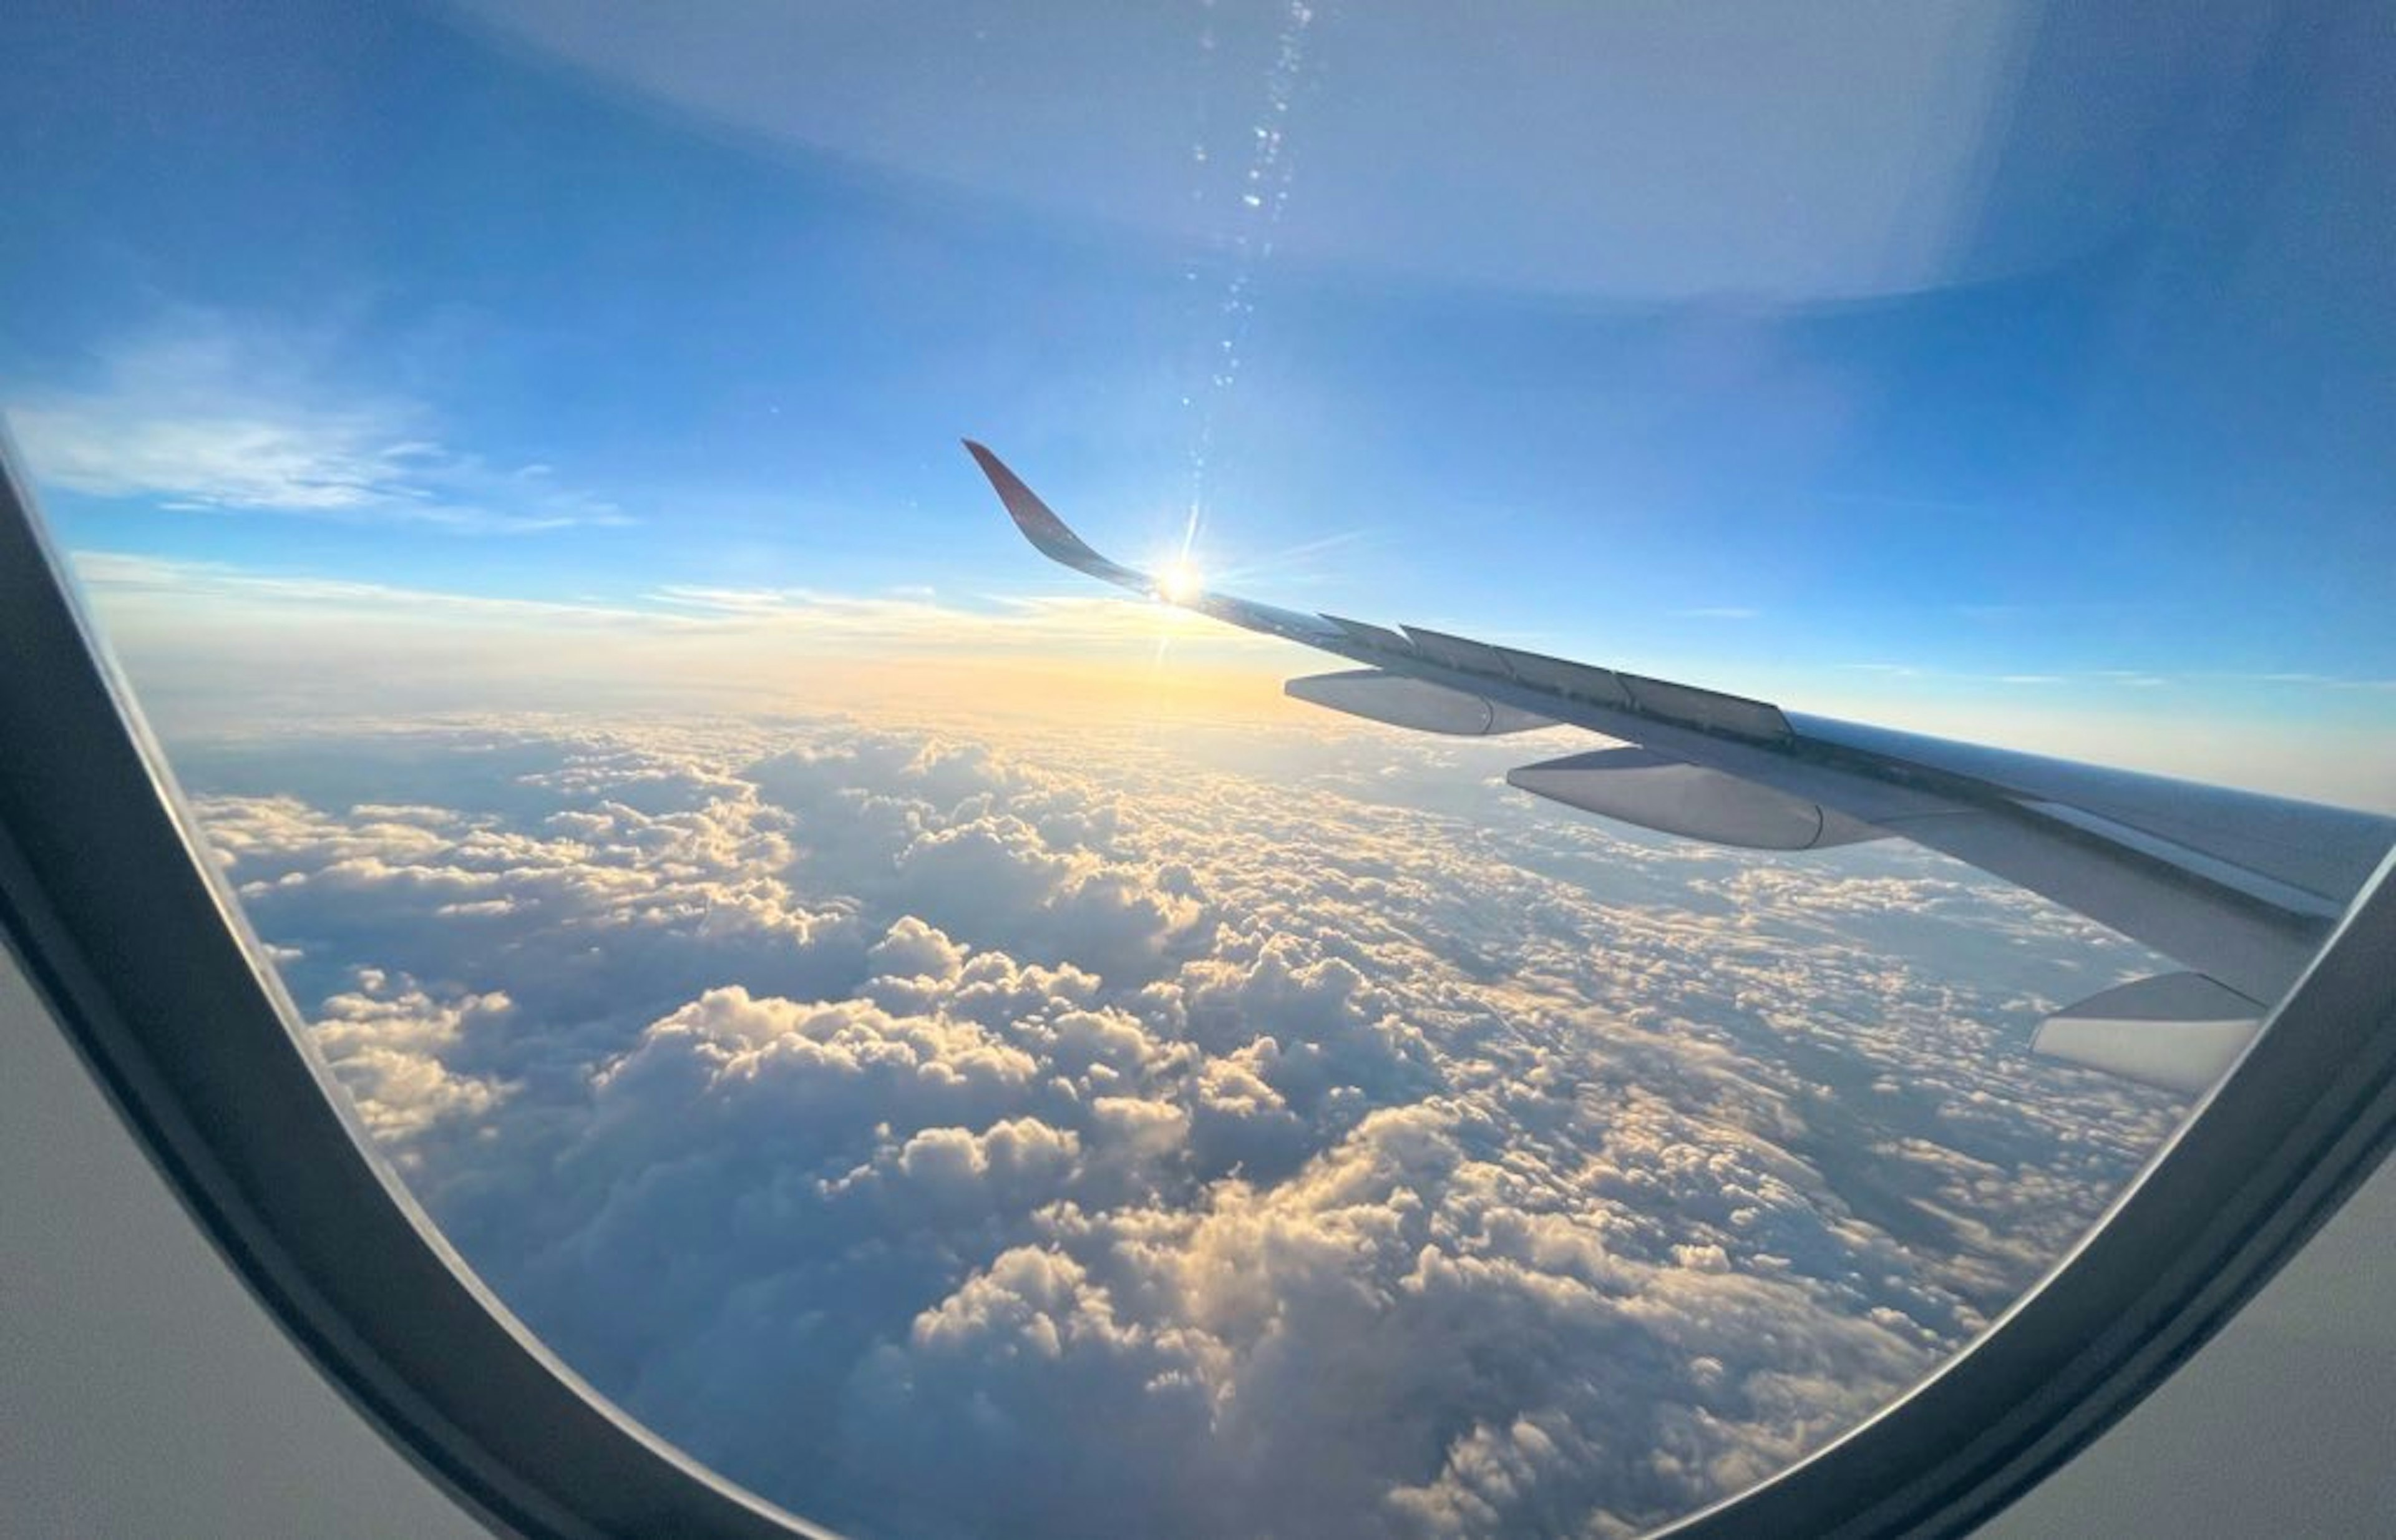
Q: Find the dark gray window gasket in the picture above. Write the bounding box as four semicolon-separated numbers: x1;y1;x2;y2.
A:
1;436;2389;1540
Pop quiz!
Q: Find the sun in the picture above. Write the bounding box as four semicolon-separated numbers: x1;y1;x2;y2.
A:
1154;558;1204;605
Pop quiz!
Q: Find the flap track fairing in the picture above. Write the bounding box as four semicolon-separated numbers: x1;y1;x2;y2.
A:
2032;973;2265;1096
1507;746;1886;850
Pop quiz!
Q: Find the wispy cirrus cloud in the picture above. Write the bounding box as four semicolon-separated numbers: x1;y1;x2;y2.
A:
73;551;662;625
7;315;628;533
2208;671;2396;693
1837;661;2396;694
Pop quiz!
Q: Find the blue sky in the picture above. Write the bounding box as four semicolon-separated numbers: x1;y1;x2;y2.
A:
3;1;2390;793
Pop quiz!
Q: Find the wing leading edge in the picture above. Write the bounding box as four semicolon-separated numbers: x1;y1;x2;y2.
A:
965;442;2395;1094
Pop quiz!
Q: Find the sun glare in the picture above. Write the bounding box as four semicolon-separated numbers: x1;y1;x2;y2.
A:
1155;558;1204;605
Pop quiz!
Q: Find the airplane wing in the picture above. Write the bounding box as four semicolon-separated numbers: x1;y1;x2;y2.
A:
967;441;2396;1096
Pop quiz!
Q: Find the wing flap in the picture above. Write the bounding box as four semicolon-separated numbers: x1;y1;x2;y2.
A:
1325;615;1414;655
1619;673;1794;744
1493;645;1636;708
1401;625;1512;678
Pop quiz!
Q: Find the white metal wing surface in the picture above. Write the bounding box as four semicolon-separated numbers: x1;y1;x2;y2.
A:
967;441;2395;1096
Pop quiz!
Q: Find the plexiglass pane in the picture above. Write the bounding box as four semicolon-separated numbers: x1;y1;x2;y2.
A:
6;4;2389;1536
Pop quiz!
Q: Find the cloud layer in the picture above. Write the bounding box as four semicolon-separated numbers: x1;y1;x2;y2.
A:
182;713;2178;1537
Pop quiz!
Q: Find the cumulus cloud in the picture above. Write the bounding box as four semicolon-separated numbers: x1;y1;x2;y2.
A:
173;711;2182;1537
309;968;514;1149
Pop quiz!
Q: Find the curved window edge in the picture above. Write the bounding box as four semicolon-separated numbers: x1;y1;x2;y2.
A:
1657;840;2396;1539
0;436;832;1540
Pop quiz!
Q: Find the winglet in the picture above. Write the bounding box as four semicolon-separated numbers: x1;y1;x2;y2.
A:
963;439;1341;642
962;439;1138;585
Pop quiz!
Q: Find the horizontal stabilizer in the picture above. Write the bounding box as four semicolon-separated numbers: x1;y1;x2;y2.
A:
1507;747;1886;850
2033;973;2265;1096
1287;670;1557;736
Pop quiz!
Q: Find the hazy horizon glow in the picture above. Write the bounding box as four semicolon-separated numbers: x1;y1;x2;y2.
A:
62;544;2396;809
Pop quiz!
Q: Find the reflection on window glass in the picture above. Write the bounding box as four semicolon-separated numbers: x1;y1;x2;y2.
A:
6;2;2389;1536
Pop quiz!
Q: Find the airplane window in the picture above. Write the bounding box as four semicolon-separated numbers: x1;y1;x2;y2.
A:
4;4;2389;1538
